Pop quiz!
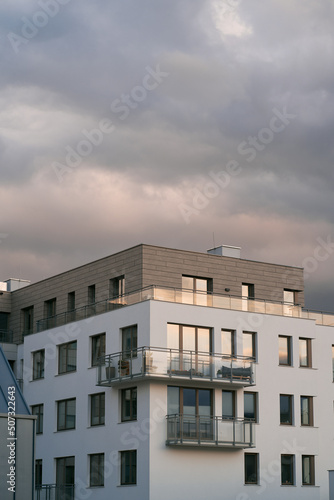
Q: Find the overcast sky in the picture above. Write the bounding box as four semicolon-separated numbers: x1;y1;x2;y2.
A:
1;0;334;312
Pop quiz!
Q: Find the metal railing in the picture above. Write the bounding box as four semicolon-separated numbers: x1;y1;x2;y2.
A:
97;347;255;386
0;329;13;343
32;285;334;334
35;484;75;500
166;414;255;448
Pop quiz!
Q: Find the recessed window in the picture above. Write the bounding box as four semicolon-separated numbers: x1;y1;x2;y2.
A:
221;329;235;357
278;336;292;366
244;392;258;422
90;393;105;426
243;331;257;361
56;456;75;489
67;292;75;321
44;298;56;322
35;459;42;487
242;284;255;311
122;325;138;358
245;453;258;484
121;388;137;422
120;450;136;485
302;455;315;485
299;338;312;368
22;306;34;336
281;454;294;485
222;390;235;419
58;341;77;374
182;276;212;306
300;396;313;426
32;350;45;380
88;285;96;304
31;404;43;434
280;395;293;425
57;398;76;431
110;276;125;298
91;333;106;367
90;453;104;487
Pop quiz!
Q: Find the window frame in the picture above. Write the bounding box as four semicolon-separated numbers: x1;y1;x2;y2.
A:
300;396;313;427
299;338;312;368
110;276;125;298
302;455;315;486
281;454;295;485
58;341;77;374
56;456;75;487
243;331;257;361
31;404;44;434
278;335;292;366
244;453;259;484
121;387;137;422
22;306;34;335
90;393;105;427
120;450;137;485
35;459;42;488
89;453;104;487
122;325;138;358
32;349;45;380
91;333;106;367
222;390;236;419
57;398;76;431
280;394;293;425
244;392;258;423
221;329;236;357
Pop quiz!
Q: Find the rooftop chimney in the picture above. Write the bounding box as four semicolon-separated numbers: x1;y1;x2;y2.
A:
207;245;241;259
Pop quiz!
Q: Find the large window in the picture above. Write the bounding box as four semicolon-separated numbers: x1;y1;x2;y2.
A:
299;338;312;368
302;455;315;486
121;388;137;422
281;455;294;485
90;393;105;426
56;456;75;488
91;333;106;367
222;390;235;419
33;349;45;380
122;325;137;358
110;276;125;298
57;398;76;431
120;450;136;485
244;392;257;422
22;306;34;335
300;396;313;426
245;453;258;484
90;454;104;487
31;404;43;434
280;395;293;425
182;276;212;305
221;329;235;356
243;331;257;361
58;341;77;374
278;336;292;366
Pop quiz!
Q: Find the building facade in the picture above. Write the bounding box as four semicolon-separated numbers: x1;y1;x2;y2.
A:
1;243;334;499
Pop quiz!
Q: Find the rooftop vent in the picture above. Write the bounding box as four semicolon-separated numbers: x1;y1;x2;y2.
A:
5;279;31;292
207;245;241;259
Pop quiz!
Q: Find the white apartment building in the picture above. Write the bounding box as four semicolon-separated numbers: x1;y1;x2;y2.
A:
1;243;334;499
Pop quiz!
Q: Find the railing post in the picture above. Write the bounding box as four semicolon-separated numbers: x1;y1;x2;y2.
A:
233;419;235;446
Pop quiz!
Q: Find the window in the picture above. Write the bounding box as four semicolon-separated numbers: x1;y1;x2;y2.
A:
301;396;313;426
221;329;235;356
167;324;211;375
283;289;300;315
222;390;235;419
90;454;104;487
35;459;42;488
122;325;137;358
90;393;105;426
31;404;43;434
245;453;258;484
91;333;106;367
88;285;96;304
67;292;75;321
58;341;77;374
33;349;45;380
281;455;294;485
57;398;76;431
242;284;255;311
182;276;212;306
122;388;137;421
22;306;34;335
244;392;257;422
243;331;256;361
280;395;293;425
120;450;136;485
279;336;292;366
56;456;75;487
110;276;125;298
302;455;315;485
167;387;212;416
44;298;56;328
299;338;312;368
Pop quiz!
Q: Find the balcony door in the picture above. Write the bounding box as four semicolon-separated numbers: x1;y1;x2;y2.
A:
167;324;211;375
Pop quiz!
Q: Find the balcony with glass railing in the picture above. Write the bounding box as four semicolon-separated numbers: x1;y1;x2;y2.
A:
97;347;255;387
35;484;74;500
0;329;14;343
166;415;255;448
33;285;334;335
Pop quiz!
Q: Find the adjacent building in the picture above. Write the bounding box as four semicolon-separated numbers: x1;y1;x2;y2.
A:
1;243;334;499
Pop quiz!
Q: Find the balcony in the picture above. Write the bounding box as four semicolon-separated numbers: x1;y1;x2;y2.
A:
97;347;255;387
166;415;255;449
32;285;334;334
0;329;13;343
35;484;74;500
